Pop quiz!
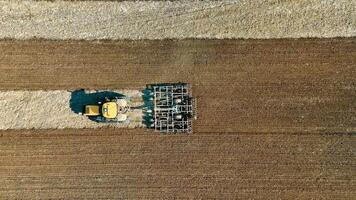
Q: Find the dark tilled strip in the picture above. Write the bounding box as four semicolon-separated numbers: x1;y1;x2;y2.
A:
0;38;355;133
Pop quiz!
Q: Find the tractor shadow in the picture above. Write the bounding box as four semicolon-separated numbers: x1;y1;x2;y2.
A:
69;89;125;116
69;88;155;127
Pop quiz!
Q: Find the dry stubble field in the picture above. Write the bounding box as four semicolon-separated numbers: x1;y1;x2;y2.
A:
0;38;355;199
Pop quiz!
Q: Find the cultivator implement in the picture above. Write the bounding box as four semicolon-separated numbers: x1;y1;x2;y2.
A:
144;83;196;133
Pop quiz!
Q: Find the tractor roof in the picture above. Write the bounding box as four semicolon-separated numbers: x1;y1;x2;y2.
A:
102;102;118;119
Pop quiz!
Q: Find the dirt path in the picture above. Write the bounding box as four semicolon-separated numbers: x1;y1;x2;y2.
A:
0;39;355;133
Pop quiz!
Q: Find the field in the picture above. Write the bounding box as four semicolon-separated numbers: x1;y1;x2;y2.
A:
1;39;355;133
0;38;355;199
0;1;355;39
0;129;354;199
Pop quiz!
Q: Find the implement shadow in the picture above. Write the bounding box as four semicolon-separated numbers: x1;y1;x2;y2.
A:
141;88;154;128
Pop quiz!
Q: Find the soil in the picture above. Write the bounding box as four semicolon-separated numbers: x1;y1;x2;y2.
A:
0;0;355;39
0;129;354;199
0;38;355;133
0;38;355;199
0;90;144;129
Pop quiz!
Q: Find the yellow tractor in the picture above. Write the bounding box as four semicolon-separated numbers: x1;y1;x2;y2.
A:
83;98;129;123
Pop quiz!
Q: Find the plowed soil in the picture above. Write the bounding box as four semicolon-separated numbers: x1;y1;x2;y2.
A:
0;39;355;133
0;129;355;199
0;38;355;199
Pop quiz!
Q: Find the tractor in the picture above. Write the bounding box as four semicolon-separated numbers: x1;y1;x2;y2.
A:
83;97;129;123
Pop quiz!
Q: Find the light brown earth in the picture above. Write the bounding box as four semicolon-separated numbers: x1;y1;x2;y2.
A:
0;90;144;129
0;38;355;199
1;0;355;40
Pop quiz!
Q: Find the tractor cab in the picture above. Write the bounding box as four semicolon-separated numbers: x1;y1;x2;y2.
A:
102;102;118;119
